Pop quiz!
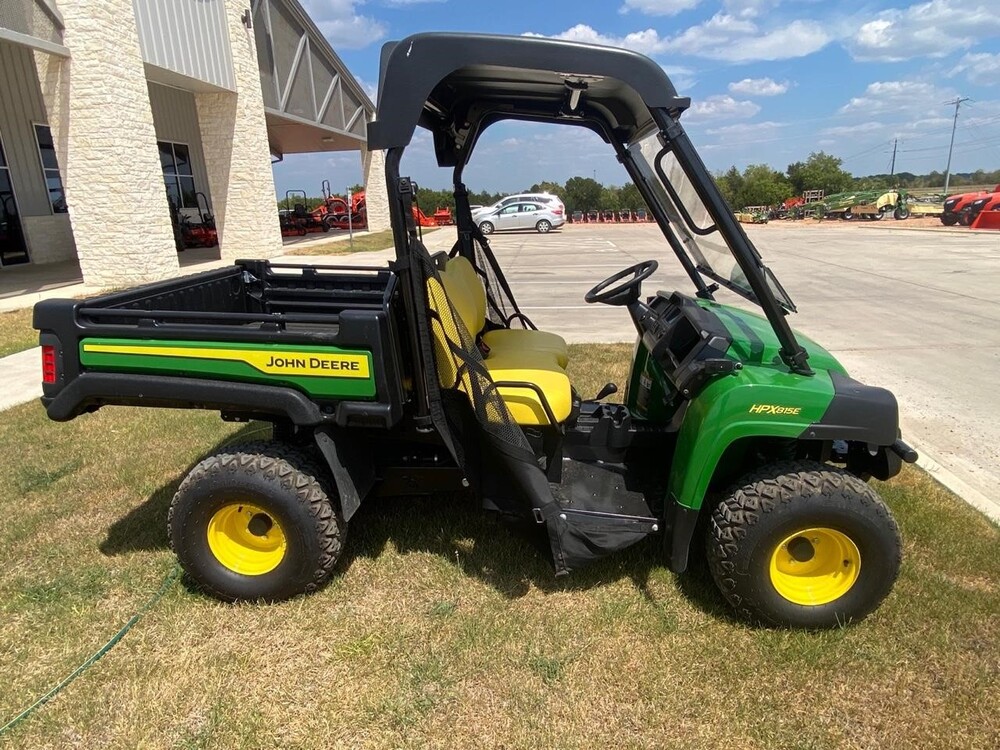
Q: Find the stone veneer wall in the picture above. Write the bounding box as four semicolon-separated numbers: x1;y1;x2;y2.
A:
38;0;179;286
361;143;390;232
21;215;76;264
195;0;282;261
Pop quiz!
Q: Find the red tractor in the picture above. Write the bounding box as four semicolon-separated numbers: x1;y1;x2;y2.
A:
941;184;1000;226
970;193;1000;230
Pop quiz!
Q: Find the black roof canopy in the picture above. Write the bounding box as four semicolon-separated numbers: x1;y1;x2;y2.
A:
368;32;690;166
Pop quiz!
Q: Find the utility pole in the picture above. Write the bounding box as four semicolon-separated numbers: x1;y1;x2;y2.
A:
889;138;897;177
943;97;970;195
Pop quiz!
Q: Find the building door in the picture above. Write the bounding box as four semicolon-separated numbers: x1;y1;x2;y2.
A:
0;135;29;267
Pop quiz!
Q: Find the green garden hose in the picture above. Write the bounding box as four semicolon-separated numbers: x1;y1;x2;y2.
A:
0;565;181;737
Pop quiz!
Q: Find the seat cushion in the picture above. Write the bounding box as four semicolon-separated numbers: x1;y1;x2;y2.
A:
482;328;569;368
483;349;572;426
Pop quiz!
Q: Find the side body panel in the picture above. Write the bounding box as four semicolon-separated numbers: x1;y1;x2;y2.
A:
668;368;835;509
79;338;377;399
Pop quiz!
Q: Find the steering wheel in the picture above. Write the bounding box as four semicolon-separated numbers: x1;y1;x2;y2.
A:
584;260;658;306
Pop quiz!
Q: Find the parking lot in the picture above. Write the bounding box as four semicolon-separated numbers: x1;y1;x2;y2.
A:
472;222;1000;518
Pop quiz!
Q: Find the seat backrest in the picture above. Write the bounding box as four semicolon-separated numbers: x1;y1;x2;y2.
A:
438;256;487;337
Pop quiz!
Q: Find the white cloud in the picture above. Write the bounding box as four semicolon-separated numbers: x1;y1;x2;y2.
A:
526;15;831;63
820;122;884;137
705;120;785;138
684;95;761;123
523;24;667;55
619;0;701;16
299;0;386;50
722;0;782;18
848;1;1000;61
662;64;697;91
839;81;953;116
728;77;790;96
662;14;830;62
950;52;1000;86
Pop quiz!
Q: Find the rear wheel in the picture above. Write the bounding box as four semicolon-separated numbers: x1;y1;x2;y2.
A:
479;221;495;235
874;207;888;220
893;205;909;220
842;208;854;221
706;461;901;628
535;219;552;233
168;442;344;602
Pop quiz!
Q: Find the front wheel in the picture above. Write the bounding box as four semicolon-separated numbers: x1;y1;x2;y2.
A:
479;221;495;235
941;213;958;226
842;208;854;221
959;212;975;227
168;442;344;602
535;219;552;233
893;206;910;220
706;461;901;628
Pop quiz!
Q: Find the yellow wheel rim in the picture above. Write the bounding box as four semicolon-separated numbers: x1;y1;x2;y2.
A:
769;527;861;606
207;502;286;576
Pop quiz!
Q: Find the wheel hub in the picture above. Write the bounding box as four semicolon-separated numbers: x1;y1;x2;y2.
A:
207;502;287;576
769;527;861;606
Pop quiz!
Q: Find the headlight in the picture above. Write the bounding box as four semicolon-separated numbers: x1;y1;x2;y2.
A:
944;199;958;210
971;199;988;209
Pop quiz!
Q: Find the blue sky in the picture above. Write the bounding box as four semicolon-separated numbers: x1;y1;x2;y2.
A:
273;0;1000;195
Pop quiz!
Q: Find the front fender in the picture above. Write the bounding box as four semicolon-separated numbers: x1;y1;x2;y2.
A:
668;367;835;510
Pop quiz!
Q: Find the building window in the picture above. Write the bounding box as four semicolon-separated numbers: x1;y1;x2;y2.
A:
34;125;67;214
158;141;197;210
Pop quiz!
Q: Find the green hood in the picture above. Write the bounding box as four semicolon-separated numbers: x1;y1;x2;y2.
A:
700;300;848;376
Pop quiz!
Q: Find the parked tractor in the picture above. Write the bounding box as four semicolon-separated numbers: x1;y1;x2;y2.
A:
941;185;1000;226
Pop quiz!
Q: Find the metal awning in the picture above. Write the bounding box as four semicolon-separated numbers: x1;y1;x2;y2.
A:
252;0;374;159
0;0;69;57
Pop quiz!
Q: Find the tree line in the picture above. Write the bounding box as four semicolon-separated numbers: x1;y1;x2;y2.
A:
281;155;1000;213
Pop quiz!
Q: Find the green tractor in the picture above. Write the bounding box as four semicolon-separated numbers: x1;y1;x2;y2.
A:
34;33;917;628
819;190;908;221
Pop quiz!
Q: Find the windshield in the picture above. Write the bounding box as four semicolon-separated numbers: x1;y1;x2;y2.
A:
628;129;796;312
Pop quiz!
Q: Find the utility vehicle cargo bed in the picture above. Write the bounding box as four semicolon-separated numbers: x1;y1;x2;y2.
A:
33;261;407;427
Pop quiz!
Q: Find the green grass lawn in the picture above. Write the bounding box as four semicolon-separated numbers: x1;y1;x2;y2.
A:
1;343;997;748
0;307;37;358
288;228;438;257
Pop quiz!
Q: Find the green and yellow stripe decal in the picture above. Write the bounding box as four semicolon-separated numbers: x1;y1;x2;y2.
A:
80;338;376;399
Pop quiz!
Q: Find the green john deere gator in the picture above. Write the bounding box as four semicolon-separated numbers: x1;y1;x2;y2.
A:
33;32;917;628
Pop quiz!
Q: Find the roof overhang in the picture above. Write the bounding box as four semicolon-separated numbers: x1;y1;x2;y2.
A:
253;0;374;158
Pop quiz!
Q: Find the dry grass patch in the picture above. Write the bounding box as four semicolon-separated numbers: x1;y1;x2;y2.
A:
1;346;998;748
289;228;438;257
0;307;37;358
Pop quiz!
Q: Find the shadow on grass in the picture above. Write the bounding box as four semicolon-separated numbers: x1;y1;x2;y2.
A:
99;424;266;557
99;432;729;617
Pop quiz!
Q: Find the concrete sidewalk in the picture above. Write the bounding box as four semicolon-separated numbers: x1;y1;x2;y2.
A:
0;347;43;411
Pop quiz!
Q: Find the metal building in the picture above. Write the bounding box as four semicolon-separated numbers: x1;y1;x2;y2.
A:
0;0;385;286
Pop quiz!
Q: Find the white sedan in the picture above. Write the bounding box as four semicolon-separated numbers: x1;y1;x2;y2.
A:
477;201;565;234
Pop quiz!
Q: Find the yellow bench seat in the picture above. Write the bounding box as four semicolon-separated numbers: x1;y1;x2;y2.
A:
482;349;573;426
481;328;569;368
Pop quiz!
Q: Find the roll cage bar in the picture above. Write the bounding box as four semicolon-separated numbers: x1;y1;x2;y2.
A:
370;32;812;376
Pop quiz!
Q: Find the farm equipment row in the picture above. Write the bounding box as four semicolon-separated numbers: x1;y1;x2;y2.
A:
568;208;652;223
741;184;1000;230
278;182;370;237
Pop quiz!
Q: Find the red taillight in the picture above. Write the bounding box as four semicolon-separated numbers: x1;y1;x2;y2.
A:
553;208;563;215
42;345;56;384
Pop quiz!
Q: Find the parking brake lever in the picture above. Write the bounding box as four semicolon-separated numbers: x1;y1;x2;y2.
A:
595;382;618;400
